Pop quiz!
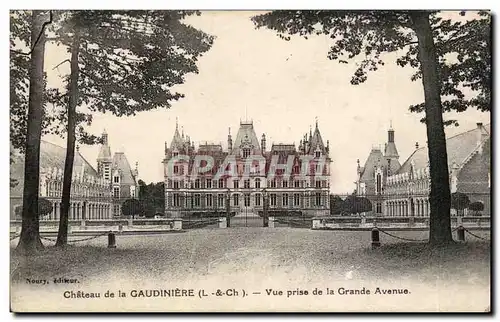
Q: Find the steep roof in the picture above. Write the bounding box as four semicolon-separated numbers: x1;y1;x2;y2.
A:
10;140;99;196
359;147;401;182
307;123;326;154
384;142;399;158
112;152;137;186
397;123;491;174
359;148;384;182
231;121;261;155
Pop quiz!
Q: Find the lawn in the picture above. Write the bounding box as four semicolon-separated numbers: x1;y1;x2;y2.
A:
10;228;491;312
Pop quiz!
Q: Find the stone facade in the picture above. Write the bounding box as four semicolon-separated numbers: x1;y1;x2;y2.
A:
163;120;331;218
10;130;139;220
356;122;491;217
354;125;401;215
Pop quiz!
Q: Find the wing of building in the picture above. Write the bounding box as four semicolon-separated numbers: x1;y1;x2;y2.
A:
10;131;139;220
355;122;491;217
163;119;332;218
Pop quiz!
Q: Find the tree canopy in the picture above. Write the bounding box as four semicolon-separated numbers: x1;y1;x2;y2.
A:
252;10;490;125
121;199;143;219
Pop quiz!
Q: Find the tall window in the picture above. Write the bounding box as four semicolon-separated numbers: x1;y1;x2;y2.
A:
283;180;288;188
244;179;250;189
233;180;239;189
173;181;180;189
219;178;225;188
233;194;239;206
270;194;277;206
315;193;322;206
173;194;180;207
255;178;261;188
218;194;225;207
282;193;289;207
376;173;382;194
243;148;251;158
315;180;321;188
113;187;120;198
206;179;212;189
255;193;261;206
294;180;300;188
376;202;382;214
206;194;213;207
270;179;277;188
113;175;120;183
195;179;200;189
194;194;201;207
294;193;300;207
244;194;251;207
173;165;179;174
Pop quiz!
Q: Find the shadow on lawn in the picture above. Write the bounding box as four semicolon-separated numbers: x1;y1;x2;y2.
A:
336;241;491;284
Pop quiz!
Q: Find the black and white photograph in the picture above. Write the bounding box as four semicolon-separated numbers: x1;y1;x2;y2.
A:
8;8;491;312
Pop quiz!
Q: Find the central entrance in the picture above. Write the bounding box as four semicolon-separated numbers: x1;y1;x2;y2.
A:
229;193;265;227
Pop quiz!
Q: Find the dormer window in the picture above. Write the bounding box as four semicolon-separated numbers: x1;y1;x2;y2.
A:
113;175;120;183
315;151;321;158
173;152;179;157
242;148;251;158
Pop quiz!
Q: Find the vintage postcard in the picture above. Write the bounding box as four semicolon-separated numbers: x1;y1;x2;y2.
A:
9;10;491;312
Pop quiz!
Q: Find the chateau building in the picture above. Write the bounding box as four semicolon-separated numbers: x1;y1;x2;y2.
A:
10;130;139;220
163;120;331;218
385;122;491;217
356;122;491;217
354;125;401;215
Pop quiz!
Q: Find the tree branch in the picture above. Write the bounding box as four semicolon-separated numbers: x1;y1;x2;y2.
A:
10;11;52;56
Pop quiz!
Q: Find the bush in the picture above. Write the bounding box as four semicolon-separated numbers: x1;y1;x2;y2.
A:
468;201;484;215
343;195;372;214
451;192;470;216
15;197;53;218
121;199;143;219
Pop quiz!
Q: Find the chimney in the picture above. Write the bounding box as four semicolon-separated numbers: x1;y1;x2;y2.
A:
261;133;267;152
415;142;419;149
477;122;483;129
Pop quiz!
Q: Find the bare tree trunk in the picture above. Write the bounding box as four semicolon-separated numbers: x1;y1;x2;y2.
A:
56;33;80;247
412;11;453;245
17;11;48;254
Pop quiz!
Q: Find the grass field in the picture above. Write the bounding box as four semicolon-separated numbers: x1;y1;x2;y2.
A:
10;228;490;312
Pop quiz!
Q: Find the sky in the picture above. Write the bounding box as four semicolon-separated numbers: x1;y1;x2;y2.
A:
41;11;490;194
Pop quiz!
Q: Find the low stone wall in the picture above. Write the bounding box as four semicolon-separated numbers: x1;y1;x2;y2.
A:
311;216;491;230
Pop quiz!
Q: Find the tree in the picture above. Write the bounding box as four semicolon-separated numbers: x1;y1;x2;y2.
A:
252;10;490;244
50;11;213;246
13;11;51;254
451;192;470;216
329;195;346;215
121;199;143;219
343;195;372;215
138;181;165;218
468;201;484;216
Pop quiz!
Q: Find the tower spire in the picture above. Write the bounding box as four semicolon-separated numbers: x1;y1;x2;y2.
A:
175;117;178;131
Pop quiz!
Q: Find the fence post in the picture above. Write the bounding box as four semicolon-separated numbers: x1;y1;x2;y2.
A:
108;232;116;248
218;217;227;228
173;219;182;230
268;216;275;228
456;226;465;242
371;227;381;249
